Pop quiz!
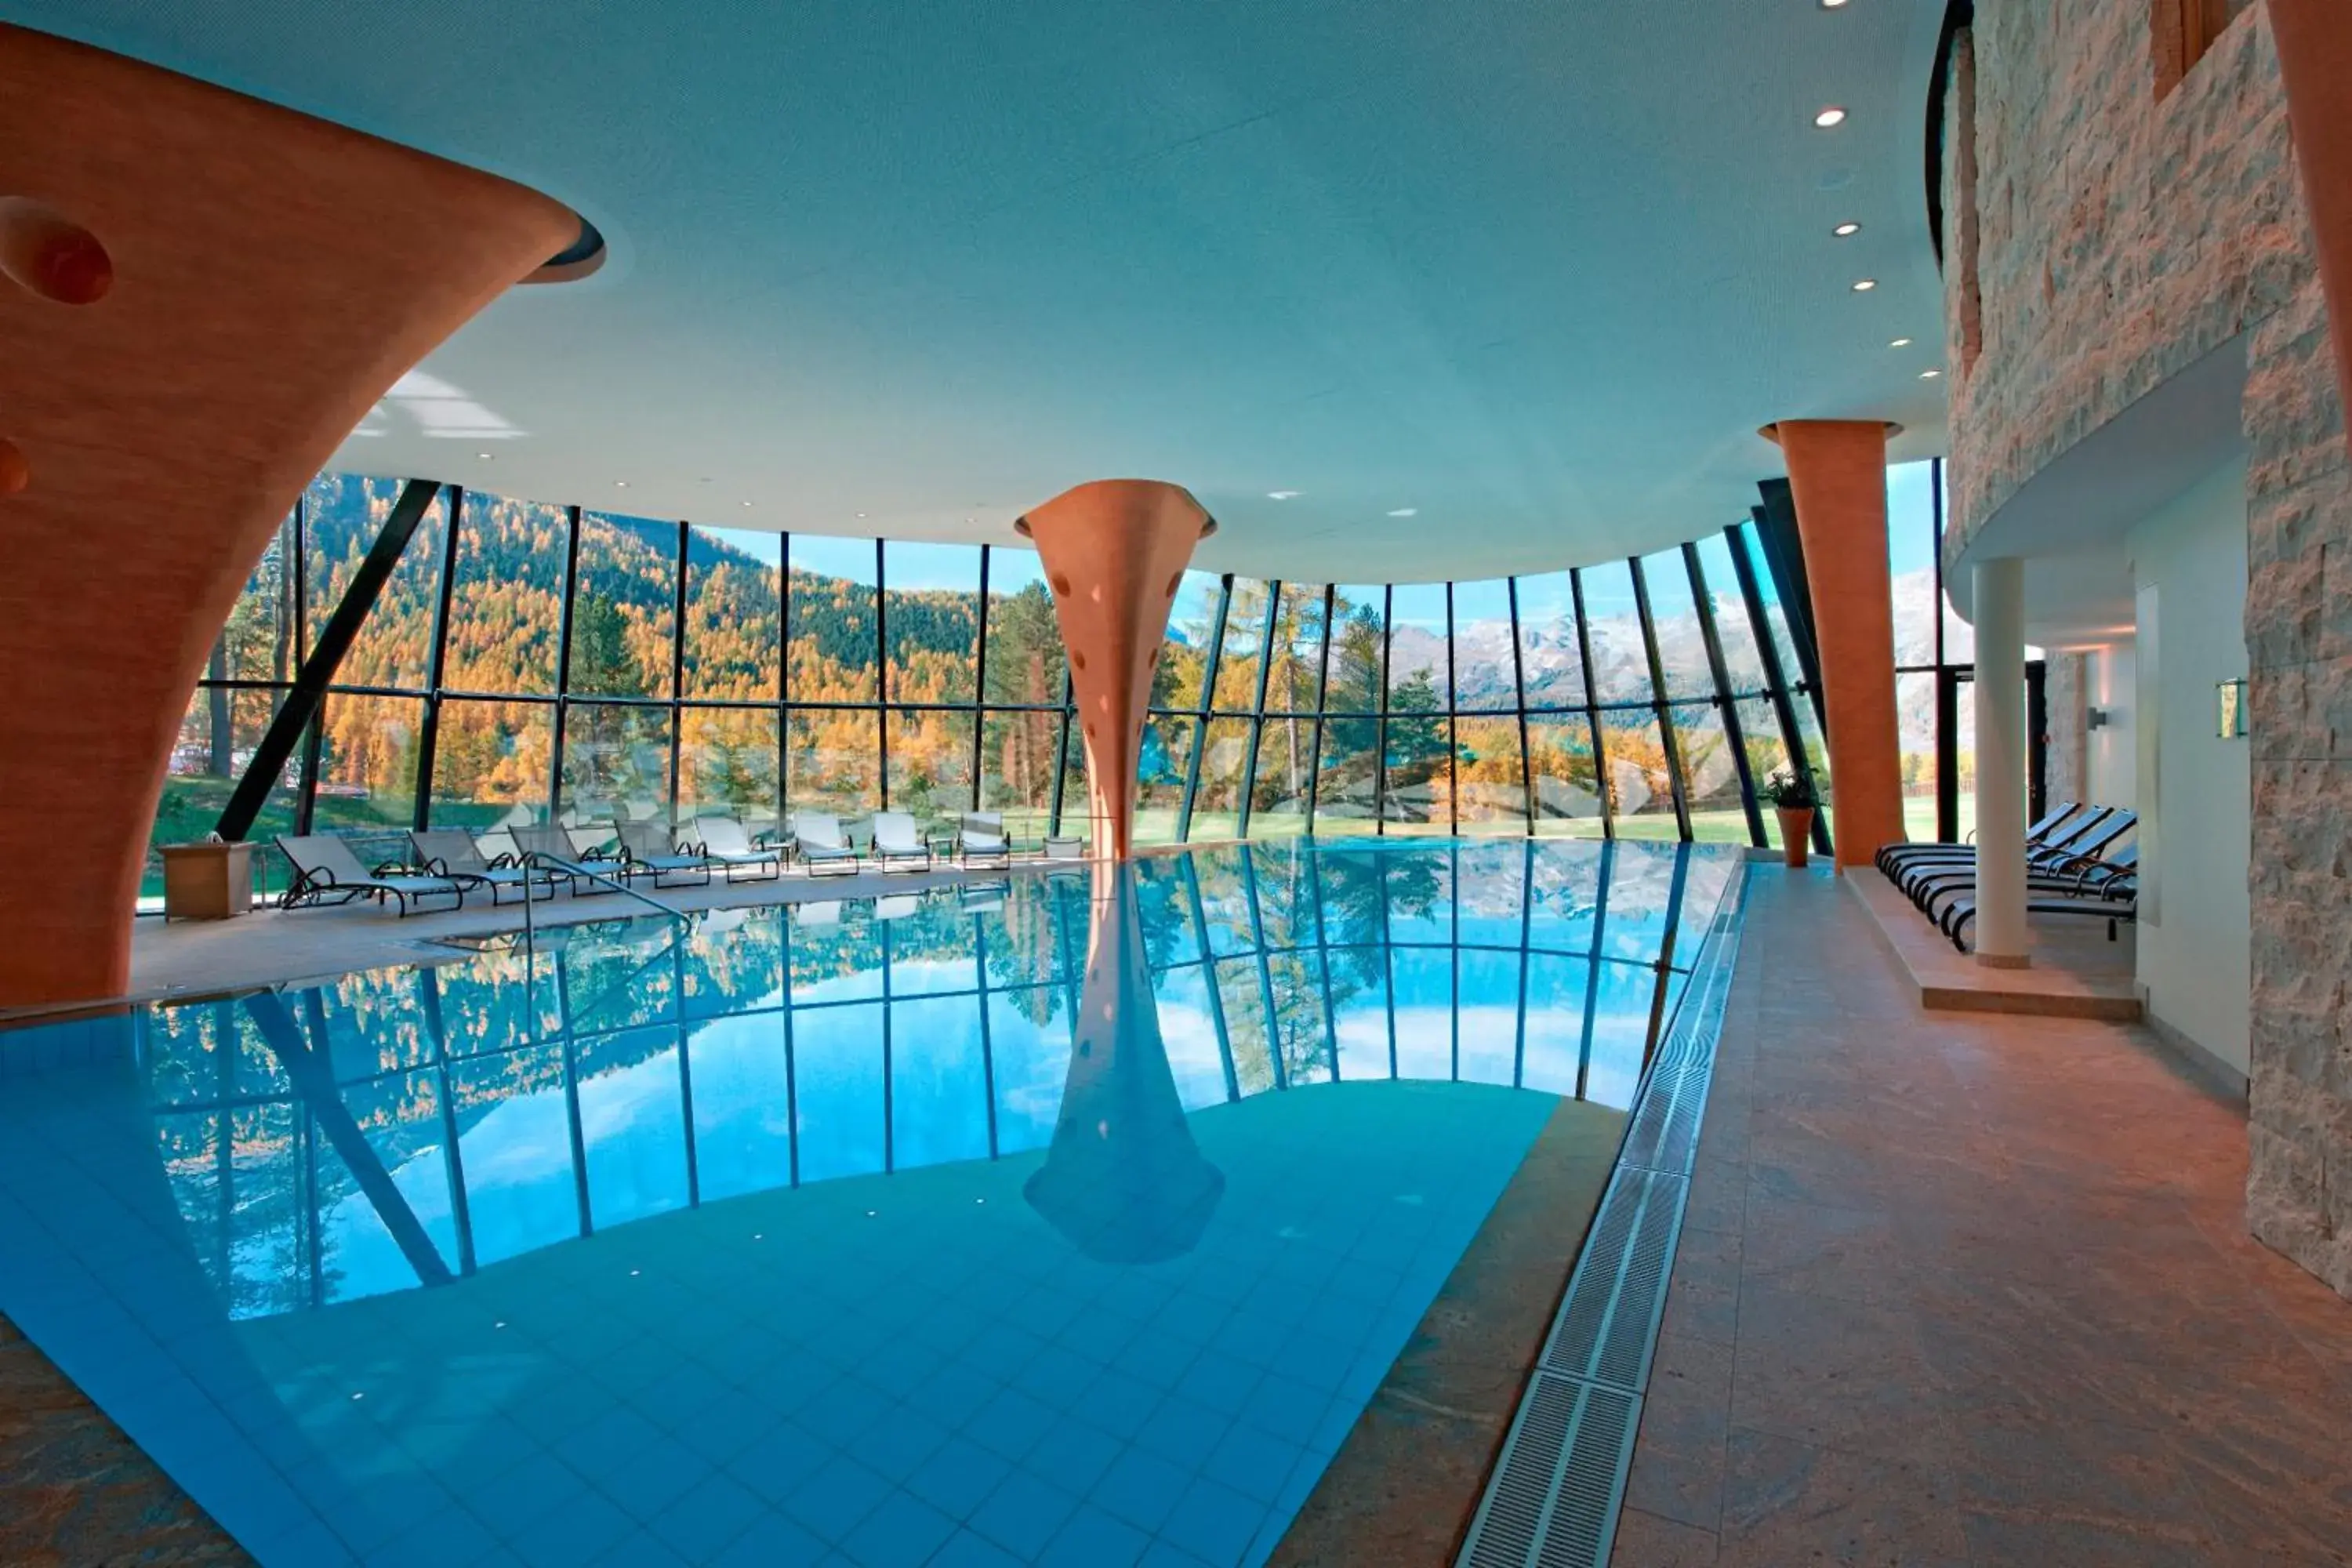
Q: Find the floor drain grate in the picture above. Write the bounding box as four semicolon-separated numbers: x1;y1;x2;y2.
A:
1617;1054;1708;1175
1456;864;1747;1568
1539;1167;1686;1391
1459;1374;1642;1568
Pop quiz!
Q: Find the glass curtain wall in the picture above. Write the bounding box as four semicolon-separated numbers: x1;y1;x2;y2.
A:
1138;530;1831;848
160;462;1987;900
151;486;1078;902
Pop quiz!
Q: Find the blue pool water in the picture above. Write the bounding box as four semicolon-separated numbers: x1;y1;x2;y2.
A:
0;838;1734;1567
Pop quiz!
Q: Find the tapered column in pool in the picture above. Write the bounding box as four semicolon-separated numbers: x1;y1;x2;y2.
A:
1016;480;1214;859
1763;419;1907;869
0;25;579;1007
1972;557;2031;968
1025;859;1225;1261
2271;0;2352;463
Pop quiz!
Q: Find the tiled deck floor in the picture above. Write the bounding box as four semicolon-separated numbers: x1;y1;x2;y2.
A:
1613;869;2352;1566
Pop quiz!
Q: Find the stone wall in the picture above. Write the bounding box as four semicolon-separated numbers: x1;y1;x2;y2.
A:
2044;652;2089;805
1944;1;2352;1297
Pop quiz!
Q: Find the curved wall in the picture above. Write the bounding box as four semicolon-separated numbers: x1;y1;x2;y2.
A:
1940;1;2352;1296
0;26;575;1007
1940;5;2318;561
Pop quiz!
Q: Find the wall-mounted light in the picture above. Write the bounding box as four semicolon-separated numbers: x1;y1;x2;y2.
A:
2217;678;2247;739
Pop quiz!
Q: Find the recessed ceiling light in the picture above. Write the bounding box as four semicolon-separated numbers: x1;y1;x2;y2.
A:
1921;368;1944;379
1387;507;1418;518
476;452;494;460
1851;278;1878;292
1268;490;1301;501
1820;0;1850;9
615;480;629;488
1814;107;1848;129
1832;222;1861;238
855;511;868;519
741;500;754;508
1890;336;1914;347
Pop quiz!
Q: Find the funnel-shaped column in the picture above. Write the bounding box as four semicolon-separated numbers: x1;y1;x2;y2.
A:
1024;859;1225;1262
1762;419;1907;867
0;25;577;1006
1017;481;1214;858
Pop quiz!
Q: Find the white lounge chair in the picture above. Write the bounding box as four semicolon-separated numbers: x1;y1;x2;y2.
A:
614;820;713;889
408;828;565;906
955;811;1012;868
793;811;860;877
278;833;467;916
511;822;616;896
564;821;622;862
683;815;782;883
869;811;933;873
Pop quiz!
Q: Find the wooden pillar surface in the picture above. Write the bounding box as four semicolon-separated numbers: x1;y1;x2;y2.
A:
1016;480;1212;860
1766;419;1907;867
0;24;576;1006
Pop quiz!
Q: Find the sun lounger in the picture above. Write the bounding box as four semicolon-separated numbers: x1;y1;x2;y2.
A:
869;811;933;873
613;820;713;890
1944;882;2138;951
681;815;782;883
955;811;1012;868
408;828;566;906
793;811;861;877
1899;811;2136;909
278;833;468;916
1875;802;2087;877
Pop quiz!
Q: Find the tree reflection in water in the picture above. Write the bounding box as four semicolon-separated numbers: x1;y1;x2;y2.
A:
140;839;1736;1318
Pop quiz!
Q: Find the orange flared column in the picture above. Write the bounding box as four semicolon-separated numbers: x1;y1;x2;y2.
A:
2271;0;2352;462
1016;480;1214;859
1766;419;1907;867
0;25;578;1007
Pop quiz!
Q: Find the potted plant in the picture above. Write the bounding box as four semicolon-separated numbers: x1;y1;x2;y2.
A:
1759;768;1820;868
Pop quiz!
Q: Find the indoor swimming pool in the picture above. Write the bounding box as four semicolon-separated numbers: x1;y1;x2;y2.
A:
0;837;1738;1567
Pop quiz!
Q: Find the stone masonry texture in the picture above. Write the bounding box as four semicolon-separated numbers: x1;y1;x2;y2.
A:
1944;1;2352;1298
2045;651;2089;806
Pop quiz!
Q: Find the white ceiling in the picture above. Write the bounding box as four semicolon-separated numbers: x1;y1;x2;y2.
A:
1947;335;2247;646
20;0;1953;581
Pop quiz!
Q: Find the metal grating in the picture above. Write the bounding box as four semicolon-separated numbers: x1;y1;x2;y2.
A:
1455;863;1747;1568
1538;1168;1687;1391
1616;1053;1708;1174
1460;1374;1642;1568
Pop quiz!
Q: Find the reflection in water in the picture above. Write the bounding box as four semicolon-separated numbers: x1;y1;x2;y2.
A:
1026;862;1225;1263
132;837;1730;1317
0;837;1740;1568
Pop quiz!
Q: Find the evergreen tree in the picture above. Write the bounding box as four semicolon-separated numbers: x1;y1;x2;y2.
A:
569;592;644;698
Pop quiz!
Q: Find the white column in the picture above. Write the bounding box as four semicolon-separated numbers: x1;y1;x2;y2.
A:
1972;557;2030;967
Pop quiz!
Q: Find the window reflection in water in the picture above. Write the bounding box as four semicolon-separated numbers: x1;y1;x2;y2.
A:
143;839;1735;1319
